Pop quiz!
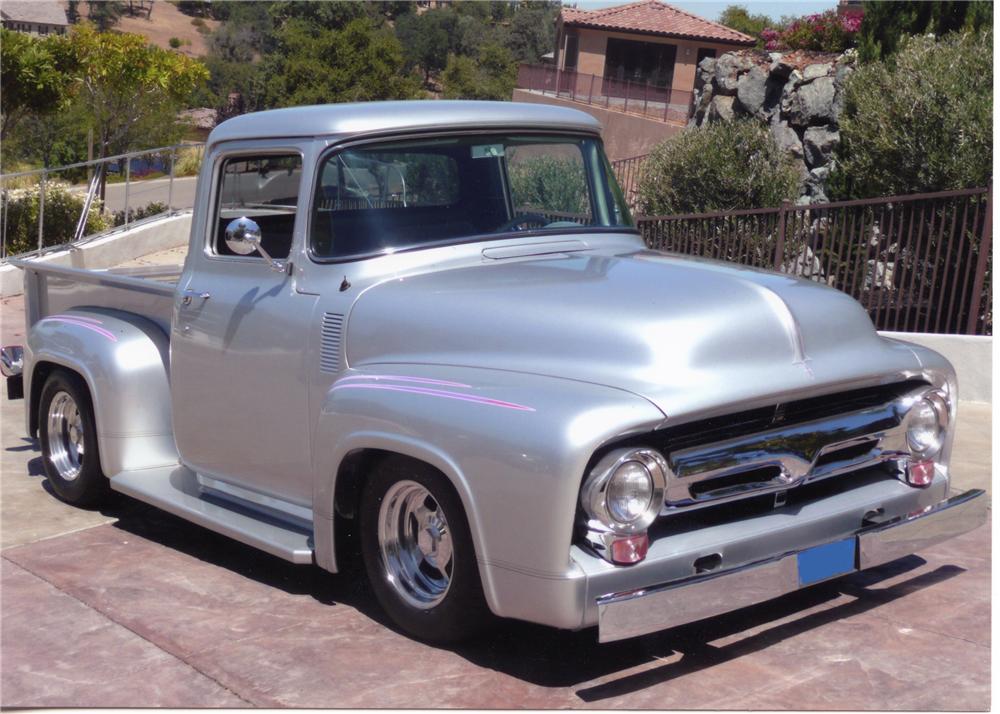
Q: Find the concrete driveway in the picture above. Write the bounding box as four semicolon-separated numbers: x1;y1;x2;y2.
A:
0;289;991;708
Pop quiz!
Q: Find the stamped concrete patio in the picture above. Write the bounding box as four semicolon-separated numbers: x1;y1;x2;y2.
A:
0;252;991;709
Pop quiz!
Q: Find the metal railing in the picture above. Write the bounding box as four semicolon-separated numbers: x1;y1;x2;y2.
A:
610;154;647;212
1;142;206;262
637;187;993;335
516;63;693;125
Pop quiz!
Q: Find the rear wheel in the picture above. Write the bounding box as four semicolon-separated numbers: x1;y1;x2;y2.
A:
360;455;490;643
38;369;109;507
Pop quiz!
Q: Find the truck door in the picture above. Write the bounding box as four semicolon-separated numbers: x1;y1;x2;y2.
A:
171;147;318;506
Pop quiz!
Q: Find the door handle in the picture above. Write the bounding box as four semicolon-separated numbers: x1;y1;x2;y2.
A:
181;289;211;306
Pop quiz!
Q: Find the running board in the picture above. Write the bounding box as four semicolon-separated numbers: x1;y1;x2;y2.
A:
110;466;314;564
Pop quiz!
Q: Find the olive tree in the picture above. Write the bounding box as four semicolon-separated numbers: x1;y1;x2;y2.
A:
637;120;801;215
831;30;992;198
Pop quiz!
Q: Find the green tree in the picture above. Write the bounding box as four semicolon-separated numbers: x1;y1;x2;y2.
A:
395;8;458;85
831;30;992;198
68;24;208;157
442;43;517;101
87;1;125;31
4;97;90;171
857;0;992;62
718;5;775;48
266;1;367;30
638;120;801;214
260;17;420;108
208;2;273;59
0;29;76;140
66;0;80;24
504;1;560;63
368;2;412;22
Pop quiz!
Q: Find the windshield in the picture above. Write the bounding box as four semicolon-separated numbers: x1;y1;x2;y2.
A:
310;133;633;260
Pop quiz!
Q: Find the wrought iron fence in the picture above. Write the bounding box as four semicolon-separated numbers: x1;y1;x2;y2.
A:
610;154;646;212
516;64;692;124
637;187;993;335
0;142;206;262
3;141;990;336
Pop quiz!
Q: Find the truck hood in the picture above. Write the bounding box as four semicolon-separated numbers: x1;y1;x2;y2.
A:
346;249;925;418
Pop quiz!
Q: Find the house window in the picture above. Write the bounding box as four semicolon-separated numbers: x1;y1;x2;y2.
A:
696;48;716;66
604;38;677;88
564;33;579;72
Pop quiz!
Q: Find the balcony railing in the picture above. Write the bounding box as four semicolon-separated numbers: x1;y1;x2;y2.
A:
516;63;692;125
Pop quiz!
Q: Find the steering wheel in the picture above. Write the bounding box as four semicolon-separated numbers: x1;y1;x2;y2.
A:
496;213;551;233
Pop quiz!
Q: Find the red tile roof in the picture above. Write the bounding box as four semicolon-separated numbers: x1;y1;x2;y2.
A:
562;0;755;46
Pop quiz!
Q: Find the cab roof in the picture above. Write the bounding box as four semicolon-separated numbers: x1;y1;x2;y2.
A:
207;101;604;147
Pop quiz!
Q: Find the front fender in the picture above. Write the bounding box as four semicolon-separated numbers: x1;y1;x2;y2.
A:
26;308;177;477
312;364;665;625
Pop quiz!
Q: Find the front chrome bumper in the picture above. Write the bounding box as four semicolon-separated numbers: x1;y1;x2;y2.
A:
596;488;987;643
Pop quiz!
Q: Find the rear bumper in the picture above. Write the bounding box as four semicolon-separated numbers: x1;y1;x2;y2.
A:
596;488;987;643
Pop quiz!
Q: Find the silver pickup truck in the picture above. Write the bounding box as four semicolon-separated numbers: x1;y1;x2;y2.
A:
2;101;986;644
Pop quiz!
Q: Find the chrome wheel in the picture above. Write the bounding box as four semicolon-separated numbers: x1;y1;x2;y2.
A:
46;390;85;481
378;480;453;609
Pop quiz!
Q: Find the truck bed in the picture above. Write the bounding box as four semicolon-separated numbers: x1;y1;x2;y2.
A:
11;260;180;335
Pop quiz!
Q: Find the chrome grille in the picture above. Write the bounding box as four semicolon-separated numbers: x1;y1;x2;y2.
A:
319;312;344;374
642;381;932;515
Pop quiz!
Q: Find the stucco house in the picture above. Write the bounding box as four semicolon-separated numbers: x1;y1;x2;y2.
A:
555;0;754;105
0;1;69;35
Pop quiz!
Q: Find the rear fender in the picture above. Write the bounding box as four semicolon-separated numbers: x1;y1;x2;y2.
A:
27;308;177;477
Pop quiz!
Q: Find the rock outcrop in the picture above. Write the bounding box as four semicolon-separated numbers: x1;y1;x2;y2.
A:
690;48;855;203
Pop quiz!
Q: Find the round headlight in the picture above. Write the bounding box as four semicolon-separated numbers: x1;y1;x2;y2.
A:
581;448;667;534
606;460;653;524
905;393;946;458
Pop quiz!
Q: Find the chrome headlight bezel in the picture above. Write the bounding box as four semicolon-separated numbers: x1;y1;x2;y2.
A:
581;448;667;534
900;388;950;460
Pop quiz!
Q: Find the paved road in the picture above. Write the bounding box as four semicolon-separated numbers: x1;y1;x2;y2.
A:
0;266;991;708
72;176;199;214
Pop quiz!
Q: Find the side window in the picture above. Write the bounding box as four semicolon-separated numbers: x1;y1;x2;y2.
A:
213;154;302;259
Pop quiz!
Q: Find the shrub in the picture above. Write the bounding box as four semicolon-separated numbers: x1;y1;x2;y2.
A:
441;43;516;101
112;201;167;227
174;145;203;177
637;120;801;215
831;30;992;198
762;10;861;52
168;37;182;49
509;156;588;214
857;1;992;63
2;181;112;255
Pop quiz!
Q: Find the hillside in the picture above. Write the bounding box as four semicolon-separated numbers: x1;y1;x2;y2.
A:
73;1;219;57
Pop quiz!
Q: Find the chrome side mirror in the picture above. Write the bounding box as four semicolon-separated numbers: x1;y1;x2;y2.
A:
224;216;261;256
224;217;287;273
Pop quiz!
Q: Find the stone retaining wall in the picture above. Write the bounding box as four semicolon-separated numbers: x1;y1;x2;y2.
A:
690;49;855;203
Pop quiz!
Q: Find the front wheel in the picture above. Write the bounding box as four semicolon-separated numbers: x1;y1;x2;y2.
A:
359;456;490;643
38;369;110;508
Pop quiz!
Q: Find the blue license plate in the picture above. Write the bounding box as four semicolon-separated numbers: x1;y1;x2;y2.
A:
797;538;857;586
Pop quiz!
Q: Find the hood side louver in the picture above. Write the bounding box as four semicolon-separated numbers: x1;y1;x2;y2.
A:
320;312;344;374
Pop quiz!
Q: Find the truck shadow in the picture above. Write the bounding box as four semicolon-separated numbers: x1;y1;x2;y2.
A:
106;504;962;699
